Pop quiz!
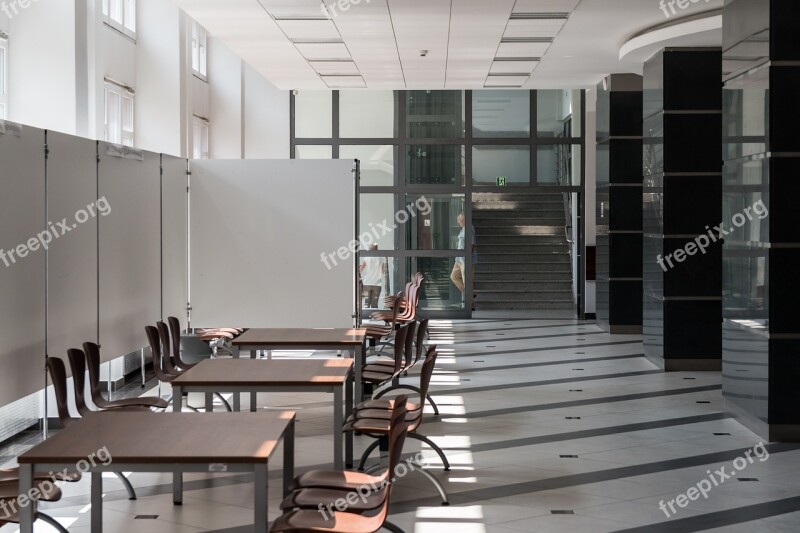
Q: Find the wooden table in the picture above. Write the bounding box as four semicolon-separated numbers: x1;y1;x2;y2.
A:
173;358;354;469
232;328;367;404
17;411;295;533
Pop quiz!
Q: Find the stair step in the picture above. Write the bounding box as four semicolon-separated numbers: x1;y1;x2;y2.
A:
475;236;569;245
476;227;564;237
476;301;575;310
476;281;573;290
476;271;571;281
478;263;572;272
479;243;569;253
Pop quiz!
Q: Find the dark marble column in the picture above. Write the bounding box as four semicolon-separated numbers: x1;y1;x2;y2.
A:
596;74;643;334
722;0;800;440
643;49;723;371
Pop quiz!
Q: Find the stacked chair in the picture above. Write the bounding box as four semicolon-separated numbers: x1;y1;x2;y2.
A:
272;397;410;533
0;476;70;533
364;274;424;349
347;346;450;505
46;356;139;500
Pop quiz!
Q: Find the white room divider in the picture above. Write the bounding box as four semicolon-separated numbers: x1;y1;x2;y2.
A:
189;159;357;328
0;125;46;405
162;154;189;325
98;143;162;362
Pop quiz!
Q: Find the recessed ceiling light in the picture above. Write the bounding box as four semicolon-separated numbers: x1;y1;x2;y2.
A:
510;12;570;19
501;37;553;43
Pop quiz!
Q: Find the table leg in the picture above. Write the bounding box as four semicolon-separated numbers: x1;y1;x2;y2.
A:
355;342;365;403
205;392;213;412
333;387;344;470
283;418;295;497
18;464;34;533
173;386;183;413
232;346;241;411
345;372;354;468
249;349;257;411
91;471;103;531
173;470;183;505
254;464;268;531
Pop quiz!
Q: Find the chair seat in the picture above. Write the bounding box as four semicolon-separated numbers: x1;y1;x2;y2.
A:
291;469;386;492
280;487;386;512
347;407;421;424
0;469;80;483
357;398;421;413
271;509;386;533
0;480;62;502
101;396;169;409
361;370;394;383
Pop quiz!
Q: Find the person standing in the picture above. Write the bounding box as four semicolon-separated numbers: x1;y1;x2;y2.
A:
360;244;387;308
451;213;477;306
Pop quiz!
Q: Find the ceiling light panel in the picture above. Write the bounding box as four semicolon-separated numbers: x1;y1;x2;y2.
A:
295;42;351;60
511;0;580;12
490;60;539;74
496;41;551;57
309;60;360;75
274;19;341;40
504;18;567;39
322;75;367;88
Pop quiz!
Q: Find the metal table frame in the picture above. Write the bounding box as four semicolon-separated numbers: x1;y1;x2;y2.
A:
18;417;294;533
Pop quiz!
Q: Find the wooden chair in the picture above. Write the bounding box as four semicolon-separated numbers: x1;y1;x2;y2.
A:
273;397;409;533
145;325;201;412
83;342;169;411
67;348;152;416
46;356;138;500
0;478;69;533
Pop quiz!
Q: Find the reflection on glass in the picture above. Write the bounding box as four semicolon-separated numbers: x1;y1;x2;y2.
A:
537;89;581;138
360;256;398;311
405;195;465;251
408;257;466;310
472;90;530;138
341;145;396;186
722;65;767;161
295;145;332;159
340;91;397;138
723;254;767;316
295;91;332;138
360;194;397;250
406;145;465;185
406;91;465;138
473;146;530;185
537;145;581;186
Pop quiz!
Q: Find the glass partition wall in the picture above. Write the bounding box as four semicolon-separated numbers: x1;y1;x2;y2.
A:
292;90;585;317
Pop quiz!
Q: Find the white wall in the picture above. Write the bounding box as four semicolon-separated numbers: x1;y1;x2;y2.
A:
7;0;77;134
208;36;243;158
244;63;290;159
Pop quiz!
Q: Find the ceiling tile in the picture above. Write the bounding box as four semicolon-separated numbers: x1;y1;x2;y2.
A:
484;75;530;87
274;19;341;40
490;60;539;74
295;42;352;60
504;19;566;39
322;75;367;88
496;41;551;58
309;60;360;75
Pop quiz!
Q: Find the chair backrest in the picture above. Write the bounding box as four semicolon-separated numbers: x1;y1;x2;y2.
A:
390;325;409;374
167;316;182;363
414;317;430;364
83;342;106;406
386;395;409;482
406;345;438;432
66;349;91;416
403;320;417;368
46;357;74;427
145;325;172;382
156;321;180;374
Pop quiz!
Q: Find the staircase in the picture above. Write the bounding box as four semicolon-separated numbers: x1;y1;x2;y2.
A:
473;193;575;310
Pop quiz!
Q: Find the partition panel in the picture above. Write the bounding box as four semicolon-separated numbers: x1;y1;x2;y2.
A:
0;126;47;404
46;132;99;366
161;155;189;325
190;159;355;328
98;144;161;362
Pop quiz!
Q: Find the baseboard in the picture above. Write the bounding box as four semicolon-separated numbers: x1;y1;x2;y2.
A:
725;398;800;442
609;325;643;335
584;313;597;320
645;352;721;371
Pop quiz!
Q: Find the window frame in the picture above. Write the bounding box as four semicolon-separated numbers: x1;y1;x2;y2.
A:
0;35;8;121
104;81;135;147
192;116;210;160
191;20;208;81
102;0;137;40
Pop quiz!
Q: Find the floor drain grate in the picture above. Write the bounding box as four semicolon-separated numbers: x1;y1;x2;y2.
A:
714;432;731;436
570;389;583;392
738;478;759;482
565;417;581;420
551;510;575;515
560;455;579;458
135;515;159;520
696;401;711;404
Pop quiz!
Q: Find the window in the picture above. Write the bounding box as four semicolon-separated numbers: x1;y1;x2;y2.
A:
0;37;7;120
102;0;136;37
191;20;208;79
104;82;135;146
192;117;209;160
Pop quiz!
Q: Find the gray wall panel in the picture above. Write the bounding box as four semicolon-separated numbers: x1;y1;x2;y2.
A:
190;160;355;328
46;132;99;368
162;155;188;326
98;144;161;362
0;126;47;404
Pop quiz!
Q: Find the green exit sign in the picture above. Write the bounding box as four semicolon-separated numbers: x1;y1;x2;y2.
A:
496;176;507;187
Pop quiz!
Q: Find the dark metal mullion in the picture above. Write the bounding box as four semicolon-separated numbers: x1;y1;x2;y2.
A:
531;90;538;188
579;89;587;318
289;92;296;159
465;90;474;313
332;90;340;159
397;90;408;295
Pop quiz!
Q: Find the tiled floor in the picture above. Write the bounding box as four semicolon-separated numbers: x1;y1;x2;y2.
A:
3;312;800;532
